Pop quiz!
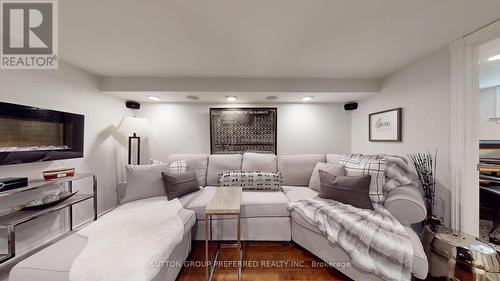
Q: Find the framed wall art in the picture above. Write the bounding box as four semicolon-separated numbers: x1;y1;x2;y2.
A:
210;108;277;154
369;108;402;142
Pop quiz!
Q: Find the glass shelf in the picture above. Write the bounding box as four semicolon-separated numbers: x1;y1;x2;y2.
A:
0;173;94;197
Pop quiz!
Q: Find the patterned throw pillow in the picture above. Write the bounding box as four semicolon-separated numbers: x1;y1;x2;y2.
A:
218;171;283;191
149;159;188;174
339;154;387;203
168;159;188;174
149;159;164;165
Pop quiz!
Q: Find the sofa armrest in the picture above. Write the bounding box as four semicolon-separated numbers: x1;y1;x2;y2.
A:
116;182;127;204
384;185;426;226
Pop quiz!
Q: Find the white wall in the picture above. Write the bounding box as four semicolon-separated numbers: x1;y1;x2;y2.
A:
0;63;128;270
479;86;500;140
479;86;500;156
136;103;351;161
351;47;452;225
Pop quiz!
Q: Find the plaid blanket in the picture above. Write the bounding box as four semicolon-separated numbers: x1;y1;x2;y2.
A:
289;197;413;281
340;154;420;198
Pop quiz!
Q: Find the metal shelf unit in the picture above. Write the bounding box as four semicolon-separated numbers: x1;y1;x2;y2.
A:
0;173;97;266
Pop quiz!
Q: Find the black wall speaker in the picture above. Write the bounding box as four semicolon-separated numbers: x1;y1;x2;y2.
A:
344;102;358;111
126;101;140;110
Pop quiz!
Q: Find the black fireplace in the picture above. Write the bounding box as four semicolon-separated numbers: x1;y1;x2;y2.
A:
0;102;84;165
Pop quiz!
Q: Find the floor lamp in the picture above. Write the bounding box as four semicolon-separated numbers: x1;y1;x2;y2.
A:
118;116;151;165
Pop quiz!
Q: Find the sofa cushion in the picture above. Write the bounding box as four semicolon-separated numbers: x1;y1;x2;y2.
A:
242;152;277;172
166;154;208;186
123;164;169;203
290;210;428;279
278;154;326;186
206;154;242;186
218;171;283;191
309;162;345;191
326;154;342;164
177;188;202;207
282;186;318;203
184;186;290;219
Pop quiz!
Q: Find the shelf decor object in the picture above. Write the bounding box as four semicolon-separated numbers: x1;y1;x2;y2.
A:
11;191;78;211
479;140;500;150
0;177;28;192
210;108;277;154
42;167;75;180
118;116;151;165
0;173;97;267
369;107;402;142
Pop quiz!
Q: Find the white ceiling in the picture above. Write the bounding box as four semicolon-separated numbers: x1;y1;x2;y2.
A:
480;37;500;89
60;0;500;79
106;91;374;104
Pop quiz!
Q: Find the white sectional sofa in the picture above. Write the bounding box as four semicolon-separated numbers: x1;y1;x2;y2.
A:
11;152;429;281
157;153;428;280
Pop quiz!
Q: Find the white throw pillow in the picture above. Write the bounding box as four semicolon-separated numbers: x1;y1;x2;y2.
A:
123;164;169;203
123;160;188;203
308;162;345;191
340;154;387;203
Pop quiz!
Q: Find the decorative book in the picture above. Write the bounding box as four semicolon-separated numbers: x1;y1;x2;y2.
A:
43;168;75;180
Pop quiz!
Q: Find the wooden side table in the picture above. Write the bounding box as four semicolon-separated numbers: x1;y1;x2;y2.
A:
205;186;242;281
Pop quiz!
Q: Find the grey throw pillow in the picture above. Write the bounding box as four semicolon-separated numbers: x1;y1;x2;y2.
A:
161;170;200;200
318;170;374;210
309;162;346;191
340;154;387;203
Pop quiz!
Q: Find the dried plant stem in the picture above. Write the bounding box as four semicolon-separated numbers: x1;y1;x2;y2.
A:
408;150;437;223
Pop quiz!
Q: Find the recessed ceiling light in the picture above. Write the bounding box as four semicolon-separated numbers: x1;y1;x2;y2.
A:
226;96;238;102
488;54;500;61
147;95;160;101
301;96;313;102
186;95;199;100
266;96;278;101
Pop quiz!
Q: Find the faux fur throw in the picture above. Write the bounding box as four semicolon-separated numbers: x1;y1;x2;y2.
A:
70;197;184;281
289;197;413;281
381;154;420;193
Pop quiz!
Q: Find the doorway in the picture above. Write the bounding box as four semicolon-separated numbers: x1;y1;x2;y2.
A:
449;20;500;237
478;37;500;246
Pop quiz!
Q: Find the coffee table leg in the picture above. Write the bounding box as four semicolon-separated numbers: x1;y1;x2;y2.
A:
205;214;209;280
237;213;241;281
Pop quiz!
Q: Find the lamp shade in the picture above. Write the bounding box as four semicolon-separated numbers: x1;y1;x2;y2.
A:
117;116;151;135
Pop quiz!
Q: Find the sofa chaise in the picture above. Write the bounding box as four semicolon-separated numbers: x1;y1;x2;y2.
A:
9;207;196;281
